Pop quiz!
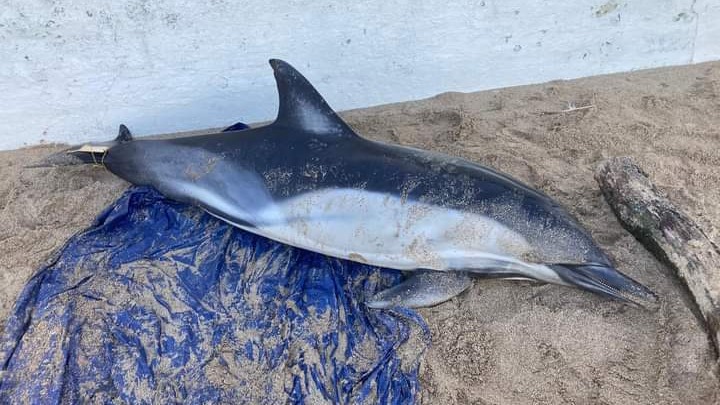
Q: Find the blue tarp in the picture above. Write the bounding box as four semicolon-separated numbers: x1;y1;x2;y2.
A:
0;186;428;404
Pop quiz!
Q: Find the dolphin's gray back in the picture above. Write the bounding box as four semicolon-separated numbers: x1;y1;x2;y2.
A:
105;124;607;268
101;55;607;270
94;58;658;307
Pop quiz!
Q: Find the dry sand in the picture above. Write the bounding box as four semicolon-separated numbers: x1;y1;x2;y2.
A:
2;61;720;403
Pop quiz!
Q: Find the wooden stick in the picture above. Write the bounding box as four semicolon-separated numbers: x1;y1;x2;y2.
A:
595;157;720;355
538;104;595;115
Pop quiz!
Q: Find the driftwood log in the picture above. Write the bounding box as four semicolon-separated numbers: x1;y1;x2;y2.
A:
595;157;720;355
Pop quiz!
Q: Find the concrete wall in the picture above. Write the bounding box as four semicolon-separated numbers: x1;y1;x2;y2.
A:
1;0;718;150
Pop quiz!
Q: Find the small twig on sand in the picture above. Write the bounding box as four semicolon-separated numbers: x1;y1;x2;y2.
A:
561;104;595;113
539;102;595;115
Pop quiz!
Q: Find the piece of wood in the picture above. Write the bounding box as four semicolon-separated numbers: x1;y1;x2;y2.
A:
595;157;720;355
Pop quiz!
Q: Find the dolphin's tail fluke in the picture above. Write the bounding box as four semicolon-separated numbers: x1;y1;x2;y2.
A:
26;144;110;168
26;124;133;168
550;262;658;308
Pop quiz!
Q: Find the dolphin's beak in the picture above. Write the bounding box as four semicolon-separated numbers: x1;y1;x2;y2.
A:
551;263;659;309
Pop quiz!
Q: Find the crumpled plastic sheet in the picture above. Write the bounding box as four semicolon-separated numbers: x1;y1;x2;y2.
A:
0;186;429;404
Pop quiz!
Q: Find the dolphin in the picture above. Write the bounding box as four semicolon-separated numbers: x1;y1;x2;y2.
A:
36;59;657;309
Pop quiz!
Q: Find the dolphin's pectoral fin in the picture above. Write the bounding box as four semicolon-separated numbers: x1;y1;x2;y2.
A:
116;124;133;143
268;59;360;138
222;122;250;132
366;271;473;309
501;277;543;282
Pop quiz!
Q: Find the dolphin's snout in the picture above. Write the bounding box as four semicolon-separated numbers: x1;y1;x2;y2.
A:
550;263;658;309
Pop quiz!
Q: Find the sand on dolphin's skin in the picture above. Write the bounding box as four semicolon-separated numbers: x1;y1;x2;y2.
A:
1;61;719;403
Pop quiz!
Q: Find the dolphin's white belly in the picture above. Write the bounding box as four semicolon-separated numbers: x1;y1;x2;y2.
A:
231;189;543;272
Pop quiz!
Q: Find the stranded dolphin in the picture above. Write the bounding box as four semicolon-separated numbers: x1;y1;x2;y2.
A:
37;59;657;309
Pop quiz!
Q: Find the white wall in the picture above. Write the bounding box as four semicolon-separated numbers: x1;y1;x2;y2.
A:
1;0;718;150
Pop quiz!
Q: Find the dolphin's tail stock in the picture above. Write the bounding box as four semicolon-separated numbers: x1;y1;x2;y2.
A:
549;262;658;309
27;124;133;168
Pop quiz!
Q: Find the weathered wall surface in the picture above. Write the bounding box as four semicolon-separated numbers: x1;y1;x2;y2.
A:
0;0;718;150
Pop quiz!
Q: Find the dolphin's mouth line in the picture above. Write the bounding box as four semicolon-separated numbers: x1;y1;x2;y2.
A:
588;274;639;304
550;262;658;309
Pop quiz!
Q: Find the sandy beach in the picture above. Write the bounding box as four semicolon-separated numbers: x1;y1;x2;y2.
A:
1;61;719;403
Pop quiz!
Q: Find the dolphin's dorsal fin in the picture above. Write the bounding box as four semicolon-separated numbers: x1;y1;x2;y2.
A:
222;121;250;132
269;59;357;137
116;124;133;143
